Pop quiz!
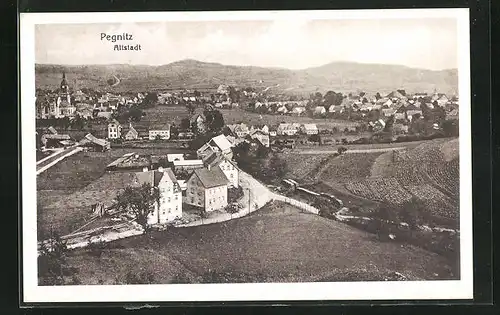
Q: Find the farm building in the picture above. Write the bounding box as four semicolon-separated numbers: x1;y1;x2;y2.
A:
78;133;110;152
197;134;234;161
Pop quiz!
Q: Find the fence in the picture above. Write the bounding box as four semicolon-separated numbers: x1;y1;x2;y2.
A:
272;195;319;215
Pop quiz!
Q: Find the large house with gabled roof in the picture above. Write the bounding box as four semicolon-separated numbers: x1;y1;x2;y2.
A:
185;165;229;212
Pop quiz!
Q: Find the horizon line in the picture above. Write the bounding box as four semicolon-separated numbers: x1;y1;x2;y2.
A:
34;58;458;72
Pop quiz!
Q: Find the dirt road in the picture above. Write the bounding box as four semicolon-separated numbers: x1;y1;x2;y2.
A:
296;147;406;155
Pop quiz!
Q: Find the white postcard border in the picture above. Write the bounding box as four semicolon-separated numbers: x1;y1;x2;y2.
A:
21;9;472;303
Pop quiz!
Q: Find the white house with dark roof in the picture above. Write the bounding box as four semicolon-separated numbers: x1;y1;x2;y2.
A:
185;165;229;212
301;124;319;135
249;129;270;147
107;119;122;139
149;124;171;140
203;151;239;188
135;168;183;224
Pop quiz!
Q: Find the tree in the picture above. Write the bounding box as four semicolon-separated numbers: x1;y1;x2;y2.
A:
442;119;459;137
398;197;429;229
71;114;85;130
383;115;395;133
186;103;196;115
128;106;143;122
203;109;225;133
337;146;348;155
142;92;158;108
38;231;70;285
375;92;382;100
114;183;160;233
170;124;179;139
262;154;288;181
180;118;191;131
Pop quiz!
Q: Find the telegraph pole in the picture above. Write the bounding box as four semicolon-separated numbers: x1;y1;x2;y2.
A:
248;188;251;214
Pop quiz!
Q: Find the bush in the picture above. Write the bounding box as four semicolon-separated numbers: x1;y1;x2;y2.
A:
228;186;244;203
225;203;242;214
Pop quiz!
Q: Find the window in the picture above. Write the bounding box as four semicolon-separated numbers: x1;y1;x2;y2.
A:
174;195;178;200
167;197;171;202
230;173;234;178
191;197;194;203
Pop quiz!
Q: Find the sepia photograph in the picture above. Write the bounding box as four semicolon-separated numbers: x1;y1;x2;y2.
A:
21;9;472;302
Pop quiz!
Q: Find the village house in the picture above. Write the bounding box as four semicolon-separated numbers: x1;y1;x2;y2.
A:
228;123;250;138
313;106;326;116
291;106;306;116
203;151;239;188
134;168;182;224
79;133;110;152
372;119;386;132
276;105;288;115
249;129;270;147
393;123;409;134
301;124;319;135
123;122;139;140
328;105;342;113
185;165;229;212
173;159;204;172
382;108;397;117
277;123;299;136
404;104;423;121
106;153;151;172
190;113;207;134
107;119;122;139
197;134;234;161
149;124;171;140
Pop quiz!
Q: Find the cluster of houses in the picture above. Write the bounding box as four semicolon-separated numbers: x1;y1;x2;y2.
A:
103;134;240;225
247;89;459;126
36;72;148;120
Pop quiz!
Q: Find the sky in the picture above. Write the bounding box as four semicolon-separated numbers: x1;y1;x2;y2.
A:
35;18;458;70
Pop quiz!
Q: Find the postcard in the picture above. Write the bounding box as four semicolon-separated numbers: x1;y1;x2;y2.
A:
20;9;472;303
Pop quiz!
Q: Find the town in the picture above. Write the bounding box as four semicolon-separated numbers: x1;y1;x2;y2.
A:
36;70;461;285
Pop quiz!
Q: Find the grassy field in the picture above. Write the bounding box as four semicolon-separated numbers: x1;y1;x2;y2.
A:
341;138;460;227
142;106;359;130
219;109;360;129
47;202;457;285
318;152;385;184
278;153;332;180
37;147;191;239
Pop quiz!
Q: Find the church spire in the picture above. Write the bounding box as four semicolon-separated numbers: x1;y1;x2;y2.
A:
60;71;69;93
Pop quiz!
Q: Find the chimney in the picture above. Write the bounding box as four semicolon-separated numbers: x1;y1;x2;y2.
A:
158;166;164;172
135;154;139;159
142;167;148;172
207;164;211;171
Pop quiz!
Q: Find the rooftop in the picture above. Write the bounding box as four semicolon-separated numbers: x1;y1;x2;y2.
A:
192;166;229;188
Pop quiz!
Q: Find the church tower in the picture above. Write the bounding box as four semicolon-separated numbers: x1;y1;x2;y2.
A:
55;71;75;117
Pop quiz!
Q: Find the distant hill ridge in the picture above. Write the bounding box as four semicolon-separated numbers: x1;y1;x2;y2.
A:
35;59;458;95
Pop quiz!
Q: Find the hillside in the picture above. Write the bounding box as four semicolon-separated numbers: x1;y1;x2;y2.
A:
41;202;457;285
35;59;458;95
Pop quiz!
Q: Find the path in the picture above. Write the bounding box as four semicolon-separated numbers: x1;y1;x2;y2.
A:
36;146;83;175
296;147;406;155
